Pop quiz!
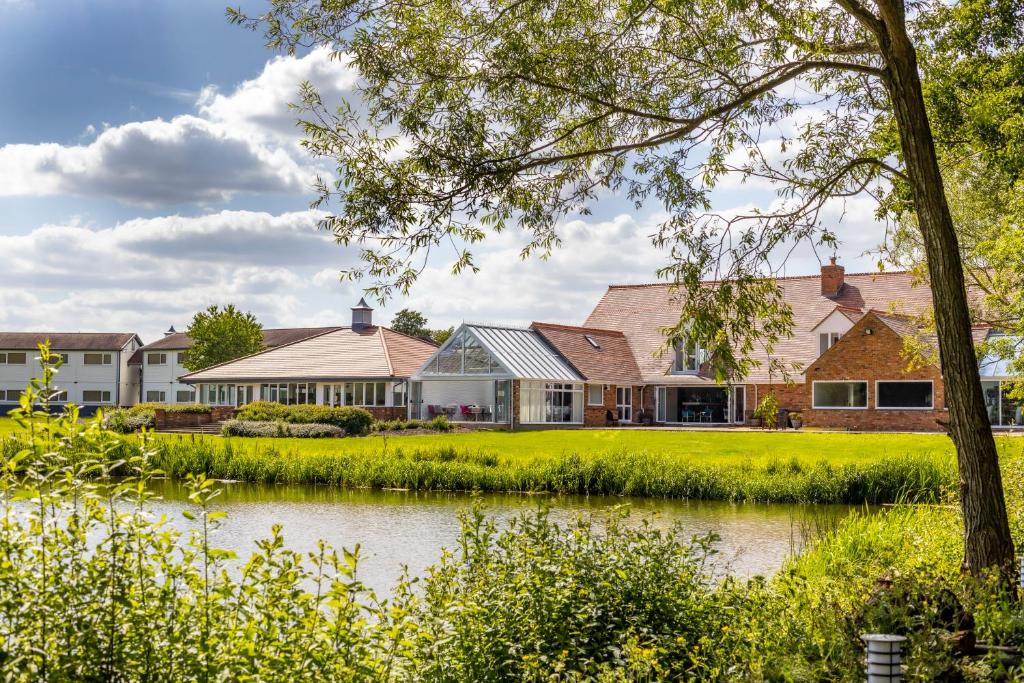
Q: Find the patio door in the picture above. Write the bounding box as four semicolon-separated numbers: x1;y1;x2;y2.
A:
494;380;511;423
616;386;632;422
731;386;745;424
410;381;423;419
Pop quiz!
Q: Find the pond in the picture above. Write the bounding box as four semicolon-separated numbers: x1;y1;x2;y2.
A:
145;479;860;596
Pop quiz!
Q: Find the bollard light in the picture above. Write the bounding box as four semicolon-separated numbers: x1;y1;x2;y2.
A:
861;633;906;683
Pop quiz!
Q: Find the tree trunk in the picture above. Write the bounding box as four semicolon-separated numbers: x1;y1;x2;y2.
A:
876;10;1015;577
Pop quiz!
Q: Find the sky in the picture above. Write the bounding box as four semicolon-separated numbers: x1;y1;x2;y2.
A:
0;0;890;343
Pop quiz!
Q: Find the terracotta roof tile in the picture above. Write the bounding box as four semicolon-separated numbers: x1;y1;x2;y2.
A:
128;327;342;364
530;322;643;384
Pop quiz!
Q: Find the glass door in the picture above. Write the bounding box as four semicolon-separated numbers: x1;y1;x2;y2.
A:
616;386;632;422
494;380;511;423
656;386;666;422
731;386;745;424
410;381;423;419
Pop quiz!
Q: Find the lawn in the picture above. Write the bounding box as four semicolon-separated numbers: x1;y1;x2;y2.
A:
153;426;961;466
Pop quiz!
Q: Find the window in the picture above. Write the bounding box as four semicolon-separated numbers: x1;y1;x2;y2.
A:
587;384;604;406
876;381;933;409
147;353;167;365
82;390;112;403
672;338;702;373
1;389;20;402
584;335;601;349
426;329;501;375
812;381;867;409
146;390;166;402
520;381;584;423
391;381;407;407
818;332;842;356
52;353;69;365
177;352;189;365
0;352;27;365
84;353;112;365
258;383;315;405
51;390;68;402
175;390;195;403
345;382;387;407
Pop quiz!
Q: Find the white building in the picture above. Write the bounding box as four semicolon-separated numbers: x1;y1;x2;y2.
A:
129;325;350;404
0;332;143;415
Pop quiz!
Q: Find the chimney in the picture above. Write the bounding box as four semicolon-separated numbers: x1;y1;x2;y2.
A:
351;298;373;330
164;325;177;336
821;257;845;298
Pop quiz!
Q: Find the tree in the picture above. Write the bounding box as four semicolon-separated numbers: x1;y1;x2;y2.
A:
183;305;264;371
231;0;1019;574
390;308;433;338
432;326;455;345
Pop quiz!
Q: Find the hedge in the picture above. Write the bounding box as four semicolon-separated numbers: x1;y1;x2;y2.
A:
235;401;374;435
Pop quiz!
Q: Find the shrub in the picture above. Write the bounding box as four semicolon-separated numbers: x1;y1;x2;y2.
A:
235;400;289;422
221;419;345;438
235;402;373;435
103;408;154;433
427;415;454;432
130;402;212;415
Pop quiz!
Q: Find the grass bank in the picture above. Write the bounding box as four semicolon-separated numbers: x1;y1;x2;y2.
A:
140;429;970;504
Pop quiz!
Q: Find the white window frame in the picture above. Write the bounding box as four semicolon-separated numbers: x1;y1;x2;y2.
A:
811;380;868;410
874;380;935;411
0;352;27;365
84;353;112;366
818;332;842;356
1;389;20;402
51;390;68;402
345;381;388;408
671;338;702;374
82;390;112;403
586;384;604;406
147;352;168;366
175;389;195;403
520;381;584;424
176;351;189;365
146;390;166;403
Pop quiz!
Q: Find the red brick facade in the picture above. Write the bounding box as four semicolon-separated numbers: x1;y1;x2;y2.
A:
154;406;236;430
367;406;408;421
801;313;946;431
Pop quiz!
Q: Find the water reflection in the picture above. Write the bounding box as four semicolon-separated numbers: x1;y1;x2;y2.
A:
144;479;860;596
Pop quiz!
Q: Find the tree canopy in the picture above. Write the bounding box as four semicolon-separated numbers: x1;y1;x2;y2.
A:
230;0;1023;573
390;309;432;338
183;304;264;371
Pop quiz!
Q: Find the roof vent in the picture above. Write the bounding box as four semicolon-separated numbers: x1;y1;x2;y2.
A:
164;325;177;336
351;298;373;330
821;256;845;298
584;334;601;349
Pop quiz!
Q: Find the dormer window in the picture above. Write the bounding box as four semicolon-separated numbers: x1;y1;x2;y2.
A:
818;332;841;356
672;338;702;374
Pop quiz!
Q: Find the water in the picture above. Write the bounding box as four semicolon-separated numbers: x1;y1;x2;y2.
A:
144;479;858;596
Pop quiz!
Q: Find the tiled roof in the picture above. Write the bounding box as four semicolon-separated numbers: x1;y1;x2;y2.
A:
128;327;342;364
530;322;643;384
180;326;436;382
583;271;936;383
0;332;140;351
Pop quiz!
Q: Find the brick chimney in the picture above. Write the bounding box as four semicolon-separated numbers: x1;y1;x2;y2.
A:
351;298;373;330
820;257;845;298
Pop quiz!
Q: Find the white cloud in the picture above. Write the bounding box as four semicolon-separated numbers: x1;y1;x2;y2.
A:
0;47;359;206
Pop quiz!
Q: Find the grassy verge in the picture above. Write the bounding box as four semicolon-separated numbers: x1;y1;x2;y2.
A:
139;430;967;504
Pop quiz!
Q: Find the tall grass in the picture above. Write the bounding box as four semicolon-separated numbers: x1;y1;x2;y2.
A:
143;437;955;504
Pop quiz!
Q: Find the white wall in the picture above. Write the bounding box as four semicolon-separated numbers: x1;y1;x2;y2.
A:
421;378;495;417
0;346;136;408
141;349;195;403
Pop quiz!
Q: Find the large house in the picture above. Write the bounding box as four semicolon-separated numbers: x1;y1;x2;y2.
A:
128;325;344;404
409;259;1020;431
179;300;438;419
0;332;143;415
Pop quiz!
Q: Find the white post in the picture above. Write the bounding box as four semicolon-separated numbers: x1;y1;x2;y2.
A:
1019;556;1024;589
861;634;906;683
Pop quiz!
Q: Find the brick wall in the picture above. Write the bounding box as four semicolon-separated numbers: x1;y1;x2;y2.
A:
802;313;946;431
154;407;236;430
367;406;407;421
748;383;809;425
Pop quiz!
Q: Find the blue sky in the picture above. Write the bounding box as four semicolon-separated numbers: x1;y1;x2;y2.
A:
0;0;887;342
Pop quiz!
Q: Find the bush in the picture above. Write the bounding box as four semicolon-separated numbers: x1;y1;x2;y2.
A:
103;408;154;433
235;402;374;435
374;415;455;432
221;420;345;438
130;402;212;415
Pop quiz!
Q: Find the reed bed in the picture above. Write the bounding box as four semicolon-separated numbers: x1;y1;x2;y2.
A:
146;437;955;504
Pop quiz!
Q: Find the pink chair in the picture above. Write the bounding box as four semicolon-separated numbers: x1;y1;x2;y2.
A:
427;405;437;417
460;405;471;420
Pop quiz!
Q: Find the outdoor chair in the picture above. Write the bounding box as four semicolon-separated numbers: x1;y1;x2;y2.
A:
460;405;472;420
699;409;713;423
680;409;696;422
605;409;619;426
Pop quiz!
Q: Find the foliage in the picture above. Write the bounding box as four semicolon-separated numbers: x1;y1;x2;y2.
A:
103;408;154;433
389;308;431;338
222;419;345;438
183;304;264;372
374;415;455;432
131;402;212;415
235;401;375;434
432;326;454;345
754;393;780;430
